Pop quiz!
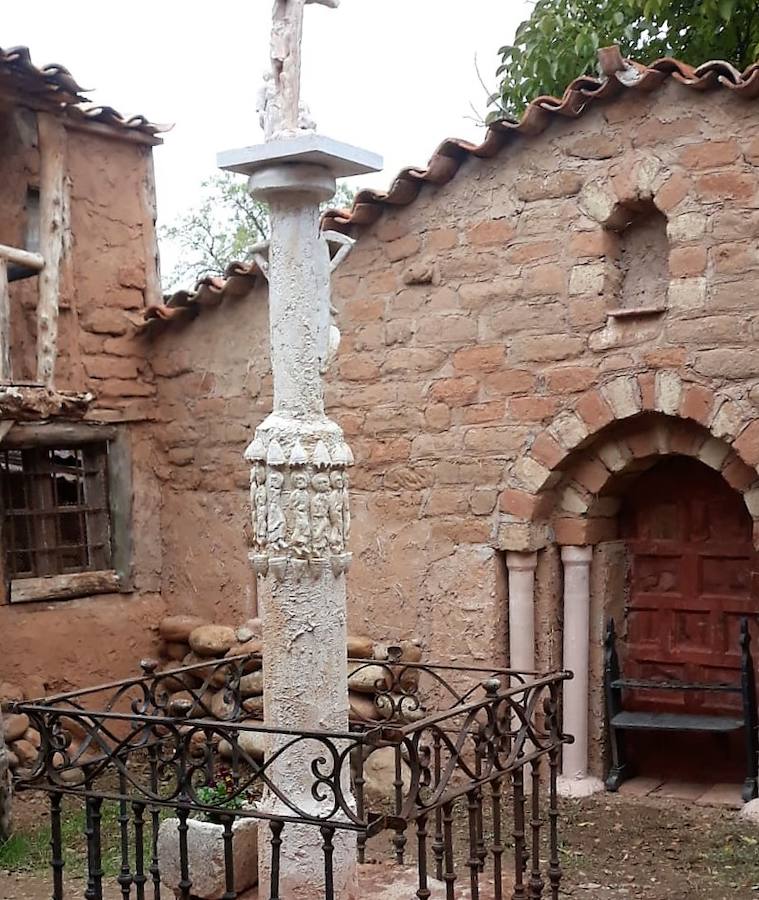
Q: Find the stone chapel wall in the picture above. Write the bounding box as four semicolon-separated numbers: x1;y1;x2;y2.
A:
149;77;759;671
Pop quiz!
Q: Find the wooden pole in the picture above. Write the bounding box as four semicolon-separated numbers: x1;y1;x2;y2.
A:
0;244;44;271
0;260;11;382
141;151;162;307
36;113;68;387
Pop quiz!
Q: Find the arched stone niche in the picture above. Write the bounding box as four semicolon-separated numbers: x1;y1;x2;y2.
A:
576;154;675;349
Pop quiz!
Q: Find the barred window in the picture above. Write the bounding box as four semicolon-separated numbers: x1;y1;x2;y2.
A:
0;444;112;581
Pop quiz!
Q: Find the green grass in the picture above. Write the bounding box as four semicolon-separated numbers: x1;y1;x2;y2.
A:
701;832;759;886
0;798;154;877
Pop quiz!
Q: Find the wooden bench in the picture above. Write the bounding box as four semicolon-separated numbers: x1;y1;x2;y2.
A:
604;616;759;801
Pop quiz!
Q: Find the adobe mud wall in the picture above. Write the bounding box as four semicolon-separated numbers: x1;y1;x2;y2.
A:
0;117;165;693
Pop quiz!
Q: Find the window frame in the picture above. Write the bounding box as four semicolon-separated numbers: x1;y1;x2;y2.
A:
0;423;133;603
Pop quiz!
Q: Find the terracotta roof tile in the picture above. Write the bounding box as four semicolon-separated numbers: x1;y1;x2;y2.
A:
321;54;759;234
143;50;759;328
139;262;263;326
0;45;168;140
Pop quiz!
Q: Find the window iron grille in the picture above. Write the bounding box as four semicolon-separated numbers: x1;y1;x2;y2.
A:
0;443;112;580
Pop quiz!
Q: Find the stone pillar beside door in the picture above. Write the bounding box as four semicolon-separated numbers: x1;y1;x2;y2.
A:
506;551;538;675
558;545;604;798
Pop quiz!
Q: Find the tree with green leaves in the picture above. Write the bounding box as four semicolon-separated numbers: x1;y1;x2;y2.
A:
490;0;759;121
160;173;355;290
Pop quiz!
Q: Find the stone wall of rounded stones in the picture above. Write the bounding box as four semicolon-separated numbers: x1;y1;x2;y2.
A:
1;678;46;776
156;616;425;751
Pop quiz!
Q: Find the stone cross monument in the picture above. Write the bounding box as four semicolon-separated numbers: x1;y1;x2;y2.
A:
218;1;381;896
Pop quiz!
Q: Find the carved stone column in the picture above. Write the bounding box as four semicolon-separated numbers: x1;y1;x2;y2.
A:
558;545;604;798
220;141;380;899
505;551;538;674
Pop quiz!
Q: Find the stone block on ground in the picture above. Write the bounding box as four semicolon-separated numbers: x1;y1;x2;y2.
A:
236;618;262;643
695;782;743;809
157;815;258;899
3;713;29;742
348;663;391;694
219;730;266;761
347;634;375;659
360;746;411;805
162;640;190;661
617;776;663;798
0;682;25;704
358;861;506;899
652;780;708;802
160;615;209;643
189;625;237;658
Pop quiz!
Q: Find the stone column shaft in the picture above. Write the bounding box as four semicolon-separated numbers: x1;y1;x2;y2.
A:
247;162;357;899
559;545;603;798
266;179;331;419
506;551;538;673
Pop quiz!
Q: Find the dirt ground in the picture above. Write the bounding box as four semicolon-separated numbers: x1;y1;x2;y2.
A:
1;790;758;898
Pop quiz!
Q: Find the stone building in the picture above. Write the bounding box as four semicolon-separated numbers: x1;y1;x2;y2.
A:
143;49;759;793
4;45;759;792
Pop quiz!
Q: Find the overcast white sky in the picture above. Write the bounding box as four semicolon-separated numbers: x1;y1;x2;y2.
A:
4;1;530;262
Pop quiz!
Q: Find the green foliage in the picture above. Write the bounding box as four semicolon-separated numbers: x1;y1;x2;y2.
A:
0;800;137;876
491;0;759;121
193;768;259;822
160;173;356;291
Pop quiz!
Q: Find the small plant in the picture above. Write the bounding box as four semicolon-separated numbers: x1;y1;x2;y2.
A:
193;767;255;822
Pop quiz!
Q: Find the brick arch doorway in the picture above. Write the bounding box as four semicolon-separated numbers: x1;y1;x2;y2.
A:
616;455;758;784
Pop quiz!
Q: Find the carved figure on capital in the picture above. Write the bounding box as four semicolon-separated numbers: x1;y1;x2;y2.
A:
267;470;287;551
310;471;331;556
328;469;345;553
290;470;311;556
253;464;268;550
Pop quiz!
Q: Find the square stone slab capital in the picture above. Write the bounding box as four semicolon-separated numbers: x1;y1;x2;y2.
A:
217;133;383;179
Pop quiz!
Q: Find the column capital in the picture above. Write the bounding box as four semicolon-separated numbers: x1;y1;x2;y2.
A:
505;550;538;571
560;544;593;565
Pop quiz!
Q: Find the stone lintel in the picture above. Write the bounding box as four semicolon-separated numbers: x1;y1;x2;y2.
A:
217;133;383;179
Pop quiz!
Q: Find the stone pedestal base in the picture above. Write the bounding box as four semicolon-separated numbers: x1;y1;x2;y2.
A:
258;820;357;900
739;797;759;823
238;860;509;899
557;774;605;799
157;816;259;900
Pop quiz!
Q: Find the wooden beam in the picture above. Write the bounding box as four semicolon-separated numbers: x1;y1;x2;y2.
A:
141;151;162;307
36;113;68;388
0;261;10;382
108;430;134;589
0;244;44;270
10;569;121;604
4;422;117;447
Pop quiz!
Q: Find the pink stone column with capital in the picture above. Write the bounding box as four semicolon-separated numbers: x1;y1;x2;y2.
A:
505;551;538;675
558;545;604;798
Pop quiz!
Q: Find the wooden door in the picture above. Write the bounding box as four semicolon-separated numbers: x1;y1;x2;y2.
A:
619;457;756;716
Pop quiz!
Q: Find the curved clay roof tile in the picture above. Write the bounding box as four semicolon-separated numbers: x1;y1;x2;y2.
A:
144;49;759;330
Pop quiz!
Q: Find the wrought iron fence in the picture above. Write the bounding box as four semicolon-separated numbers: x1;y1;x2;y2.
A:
7;654;571;900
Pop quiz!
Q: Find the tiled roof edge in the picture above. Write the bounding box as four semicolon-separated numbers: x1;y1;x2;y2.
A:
321;52;759;234
142;49;759;328
0;45;170;138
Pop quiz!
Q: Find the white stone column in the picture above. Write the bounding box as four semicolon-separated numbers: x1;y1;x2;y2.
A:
558;545;604;798
219;140;380;900
505;551;537;674
221;6;381;894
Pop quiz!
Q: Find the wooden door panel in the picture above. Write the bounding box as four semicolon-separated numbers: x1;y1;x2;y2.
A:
620;457;757;715
700;555;751;595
